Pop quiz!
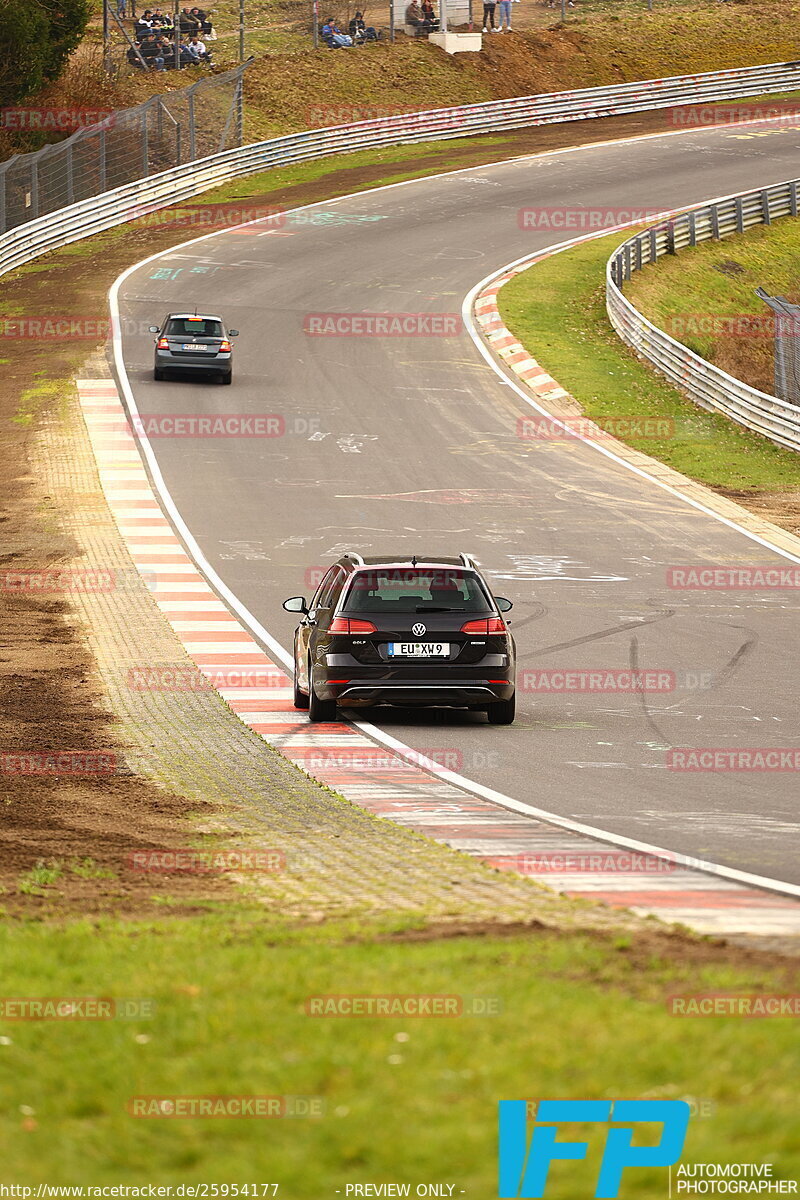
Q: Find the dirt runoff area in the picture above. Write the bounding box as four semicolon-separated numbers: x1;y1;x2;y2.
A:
2;116;799;922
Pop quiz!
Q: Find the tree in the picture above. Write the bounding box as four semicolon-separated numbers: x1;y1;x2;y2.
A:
0;0;91;108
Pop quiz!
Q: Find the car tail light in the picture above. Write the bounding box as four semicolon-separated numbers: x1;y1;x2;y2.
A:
327;617;377;634
218;339;231;352
157;337;169;349
461;616;506;634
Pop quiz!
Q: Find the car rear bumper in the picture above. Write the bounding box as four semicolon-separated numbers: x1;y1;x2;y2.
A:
155;351;231;374
316;674;514;708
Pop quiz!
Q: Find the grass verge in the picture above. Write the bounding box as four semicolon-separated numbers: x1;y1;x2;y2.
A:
626;214;800;398
0;916;798;1187
498;232;800;495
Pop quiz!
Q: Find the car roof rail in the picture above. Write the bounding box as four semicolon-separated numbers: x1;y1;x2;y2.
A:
459;552;478;569
341;552;365;566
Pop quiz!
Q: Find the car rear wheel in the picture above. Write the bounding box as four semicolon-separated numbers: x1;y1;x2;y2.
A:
220;372;232;385
154;367;165;381
487;694;515;725
308;683;337;723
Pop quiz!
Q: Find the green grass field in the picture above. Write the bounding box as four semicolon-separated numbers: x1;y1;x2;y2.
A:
1;914;798;1190
498;232;800;494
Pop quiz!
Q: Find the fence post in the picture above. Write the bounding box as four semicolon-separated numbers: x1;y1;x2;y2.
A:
66;143;75;205
188;91;197;160
30;160;39;219
99;126;107;192
0;164;6;235
235;74;244;147
142;103;149;177
176;122;182;165
389;0;394;41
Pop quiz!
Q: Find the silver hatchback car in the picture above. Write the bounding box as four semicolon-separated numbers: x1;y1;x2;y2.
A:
150;312;239;384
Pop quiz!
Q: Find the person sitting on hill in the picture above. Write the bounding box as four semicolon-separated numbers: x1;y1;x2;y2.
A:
349;10;378;39
191;6;213;34
179;7;201;33
405;1;427;32
139;33;166;68
187;34;213;62
321;16;354;45
420;0;438;27
134;10;153;37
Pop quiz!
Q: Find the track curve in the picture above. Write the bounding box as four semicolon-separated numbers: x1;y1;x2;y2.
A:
113;121;800;886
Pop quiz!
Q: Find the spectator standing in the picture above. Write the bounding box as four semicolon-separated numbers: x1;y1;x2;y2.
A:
481;0;496;29
117;0;127;17
496;0;511;29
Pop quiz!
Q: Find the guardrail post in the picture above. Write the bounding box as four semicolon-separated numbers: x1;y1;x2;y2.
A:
792;181;799;218
635;236;642;271
666;220;676;255
688;211;697;246
762;189;772;226
710;204;720;241
623;244;632;282
735;196;744;233
648;227;657;263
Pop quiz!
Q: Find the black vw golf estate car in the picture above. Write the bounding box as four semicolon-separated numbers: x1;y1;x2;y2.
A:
283;554;515;724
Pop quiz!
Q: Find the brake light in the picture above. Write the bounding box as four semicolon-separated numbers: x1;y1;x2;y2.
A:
218;339;231;352
460;617;506;634
327;617;376;634
157;337;169;349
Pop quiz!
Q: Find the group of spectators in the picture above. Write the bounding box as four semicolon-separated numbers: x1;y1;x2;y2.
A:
126;7;215;70
404;1;438;32
320;12;380;46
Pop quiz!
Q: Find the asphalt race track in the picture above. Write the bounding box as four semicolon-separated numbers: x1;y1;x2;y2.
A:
114;120;800;888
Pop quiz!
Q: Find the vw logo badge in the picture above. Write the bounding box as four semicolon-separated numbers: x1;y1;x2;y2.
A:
412;622;426;637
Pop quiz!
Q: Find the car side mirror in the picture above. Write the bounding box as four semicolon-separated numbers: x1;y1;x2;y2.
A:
283;596;308;614
148;326;160;334
228;329;239;337
496;597;513;612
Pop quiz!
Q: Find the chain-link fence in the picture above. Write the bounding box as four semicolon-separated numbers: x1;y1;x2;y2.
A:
0;62;250;236
755;290;800;407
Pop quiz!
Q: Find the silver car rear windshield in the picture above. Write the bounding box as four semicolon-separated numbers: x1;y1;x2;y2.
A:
342;569;493;614
166;318;223;337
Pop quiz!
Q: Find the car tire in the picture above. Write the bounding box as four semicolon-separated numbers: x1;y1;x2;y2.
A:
220;372;232;385
293;667;309;710
308;683;337;723
154;367;165;381
487;694;515;725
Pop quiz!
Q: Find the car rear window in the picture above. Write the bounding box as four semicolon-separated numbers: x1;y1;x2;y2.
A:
165;318;223;338
342;569;492;614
